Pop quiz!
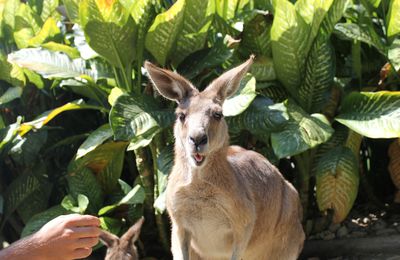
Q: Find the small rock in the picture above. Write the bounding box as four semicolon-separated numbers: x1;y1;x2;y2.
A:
349;231;368;238
336;226;349;238
372;219;387;231
375;228;397;236
329;223;341;232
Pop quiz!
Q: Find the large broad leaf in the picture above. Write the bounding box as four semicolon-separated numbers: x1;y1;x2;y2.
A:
239;13;272;58
13;3;42;49
0;86;23;105
62;0;80;23
298;40;334;113
145;0;214;66
1;166;47;227
154;145;174;213
1;0;20;39
76;124;113;159
318;0;349;41
18;99;107;136
336;91;400;138
389;38;400;71
28;0;59;21
110;95;174;141
0;56;26;87
222;74;256;116
334;23;386;55
316;146;359;223
178;34;233;79
41;42;81;59
250;57;276;81
173;0;215;65
271;0;310;95
226;96;289;136
67;166;104;214
387;0;400;41
98;184;145;216
74;141;128;193
215;0;239;20
27;17;61;47
8;48;97;79
9;131;47;166
79;0;135;68
271;100;334;158
21;205;71;237
0;118;21;152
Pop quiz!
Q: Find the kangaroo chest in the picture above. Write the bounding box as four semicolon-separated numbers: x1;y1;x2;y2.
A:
167;182;234;258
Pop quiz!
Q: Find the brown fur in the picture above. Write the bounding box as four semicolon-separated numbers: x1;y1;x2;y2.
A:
99;217;144;260
145;57;304;260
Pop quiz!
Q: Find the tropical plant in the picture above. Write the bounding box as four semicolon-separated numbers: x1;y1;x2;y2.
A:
0;0;399;258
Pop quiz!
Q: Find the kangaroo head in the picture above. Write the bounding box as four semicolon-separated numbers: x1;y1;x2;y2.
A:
145;57;254;168
99;217;144;260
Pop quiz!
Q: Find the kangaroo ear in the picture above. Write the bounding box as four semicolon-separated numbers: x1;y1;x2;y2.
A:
204;55;254;102
144;61;198;103
99;230;119;248
121;217;144;243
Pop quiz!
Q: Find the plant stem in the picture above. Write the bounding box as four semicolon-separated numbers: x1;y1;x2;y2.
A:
294;151;313;220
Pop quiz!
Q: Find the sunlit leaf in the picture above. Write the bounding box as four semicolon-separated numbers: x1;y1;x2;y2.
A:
316;146;359;223
223;74;256;116
76;124;113;159
336;91;400;138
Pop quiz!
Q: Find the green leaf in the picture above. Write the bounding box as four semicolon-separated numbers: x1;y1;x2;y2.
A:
226;96;289;136
76;124;113;159
75;141;128;193
145;0;214;66
318;0;349;41
2;167;46;227
215;0;239;20
9;131;47;166
389;38;400;71
240;13;272;57
23;69;44;89
250;56;276;81
126;127;161;151
98;184;145;216
334;23;386;55
41;42;81;59
1;0;20;39
28;0;59;21
0;86;23;105
8;48;97;79
154;145;174;213
271;0;310;95
18;99;107;136
178;35;233;79
28;17;61;47
271;100;334;158
62;0;80;23
298;40;334;113
67;166;104;214
61;194;89;214
316;146;359;223
0;118;21;152
387;0;400;40
79;0;135;69
110;95;174;141
21;205;71;238
100;216;122;234
145;0;185;66
172;0;215;65
222;74;256;116
13;3;42;49
0;56;26;87
336;91;400;138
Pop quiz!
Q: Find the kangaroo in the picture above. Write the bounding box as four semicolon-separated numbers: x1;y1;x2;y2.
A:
145;56;305;260
99;217;144;260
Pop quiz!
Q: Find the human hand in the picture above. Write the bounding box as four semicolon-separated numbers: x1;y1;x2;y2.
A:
31;214;101;260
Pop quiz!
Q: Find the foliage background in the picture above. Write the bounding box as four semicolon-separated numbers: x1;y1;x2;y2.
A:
0;0;399;258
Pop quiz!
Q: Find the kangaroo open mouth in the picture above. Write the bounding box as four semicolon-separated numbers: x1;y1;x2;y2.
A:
193;153;205;165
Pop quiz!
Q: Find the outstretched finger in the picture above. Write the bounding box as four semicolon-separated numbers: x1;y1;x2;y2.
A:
64;214;100;227
76;237;100;248
72;226;101;238
72;247;93;259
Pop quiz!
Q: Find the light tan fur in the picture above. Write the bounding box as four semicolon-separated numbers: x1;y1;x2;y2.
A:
145;57;305;260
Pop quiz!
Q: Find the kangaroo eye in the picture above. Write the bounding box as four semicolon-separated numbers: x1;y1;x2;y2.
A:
178;113;186;122
213;111;223;120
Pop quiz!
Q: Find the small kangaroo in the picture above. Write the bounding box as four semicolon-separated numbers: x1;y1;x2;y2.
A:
99;217;144;260
145;57;305;260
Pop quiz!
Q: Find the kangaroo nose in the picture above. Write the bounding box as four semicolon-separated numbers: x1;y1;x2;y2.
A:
189;135;208;147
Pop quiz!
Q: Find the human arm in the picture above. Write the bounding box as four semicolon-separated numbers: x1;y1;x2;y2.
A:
0;214;100;260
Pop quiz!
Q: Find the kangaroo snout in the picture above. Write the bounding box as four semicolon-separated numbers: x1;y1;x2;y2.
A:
189;134;208;151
